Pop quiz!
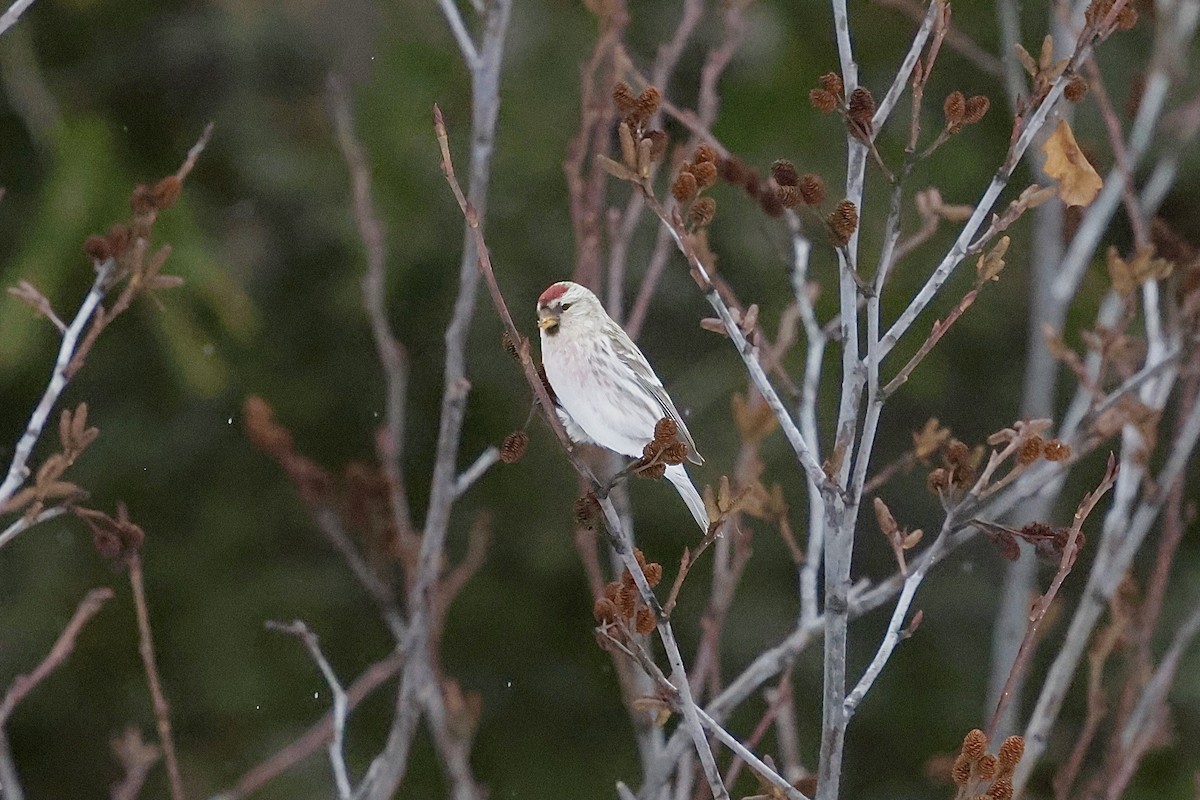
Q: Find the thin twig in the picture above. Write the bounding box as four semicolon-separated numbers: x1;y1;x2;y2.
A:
266;620;352;799
0;505;68;550
328;74;415;544
0;587;113;724
128;554;185;800
209;651;403;800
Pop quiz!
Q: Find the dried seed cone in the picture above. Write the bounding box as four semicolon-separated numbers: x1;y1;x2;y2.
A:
848;87;876;131
689;196;717;228
951;754;972;786
828;199;859;245
642;561;663;588
616;584;638;618
634;606;656;634
819;71;844;97
996;736;1025;772
654;417;679;443
809;88;837;113
690;160;718;189
1064;76;1089;103
613;81;638;112
760;190;784;218
84;235;111;262
500;430;529;464
987;777;1014;800
1018;435;1044;466
672;171;699;203
977;754;998;780
636;86;662;118
798;173;826;205
776;185;801;209
944;91;966;126
1043;440;1072;461
964;95;991;125
961;729;989;762
593;597;618;622
771;159;799;187
694;144;718;164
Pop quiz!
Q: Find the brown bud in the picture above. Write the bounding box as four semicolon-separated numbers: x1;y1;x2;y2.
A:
694;144;718;164
654;417;679;443
690;160;718;189
1017;435;1044;466
642;561;662;588
672;171;698;203
848;87;876;132
928;467;950;494
819;71;844;98
152;175;182;209
809;88;838;113
573;493;602;529
84;235;111;263
946;439;970;465
636;86;662;119
760;189;784;218
613;81;638;113
776;185;801;209
1064;76;1089;103
719;156;747;185
593;597;619;622
827;199;859;246
798;174;826;205
499;430;529;464
689;196;717;228
963;95;991;125
644;130;668;161
771;159;799;187
944;91;966;127
604;580;621;603
1043;440;1072;462
634;606;656;634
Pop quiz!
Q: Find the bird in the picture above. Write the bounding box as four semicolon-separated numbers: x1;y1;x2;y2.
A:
536;281;709;532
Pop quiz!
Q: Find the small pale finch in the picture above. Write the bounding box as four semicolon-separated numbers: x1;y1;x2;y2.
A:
537;281;709;532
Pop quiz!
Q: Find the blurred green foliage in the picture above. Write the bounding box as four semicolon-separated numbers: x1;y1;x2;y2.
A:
0;0;1197;798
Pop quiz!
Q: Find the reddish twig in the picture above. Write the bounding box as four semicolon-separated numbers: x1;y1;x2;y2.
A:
128;554;185;800
327;74;416;546
987;453;1119;737
0;587;113;724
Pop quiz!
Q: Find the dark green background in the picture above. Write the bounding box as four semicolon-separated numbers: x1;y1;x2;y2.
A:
0;0;1196;797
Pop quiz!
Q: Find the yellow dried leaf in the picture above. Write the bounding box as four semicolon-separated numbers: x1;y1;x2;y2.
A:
977;236;1010;282
1042;119;1102;207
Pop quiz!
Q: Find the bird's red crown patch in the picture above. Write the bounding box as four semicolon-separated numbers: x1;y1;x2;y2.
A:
538;283;569;306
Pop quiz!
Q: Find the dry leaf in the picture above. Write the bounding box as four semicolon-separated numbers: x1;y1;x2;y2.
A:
977;236;1010;282
1042;119;1103;207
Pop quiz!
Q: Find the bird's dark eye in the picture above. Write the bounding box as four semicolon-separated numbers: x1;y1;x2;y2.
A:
561;303;573;311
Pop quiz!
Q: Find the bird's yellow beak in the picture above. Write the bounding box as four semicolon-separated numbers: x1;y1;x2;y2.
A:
538;315;559;332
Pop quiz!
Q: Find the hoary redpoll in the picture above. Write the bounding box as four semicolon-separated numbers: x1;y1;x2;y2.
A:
537;281;709;532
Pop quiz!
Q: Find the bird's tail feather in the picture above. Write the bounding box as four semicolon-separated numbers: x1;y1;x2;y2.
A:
664;464;710;533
